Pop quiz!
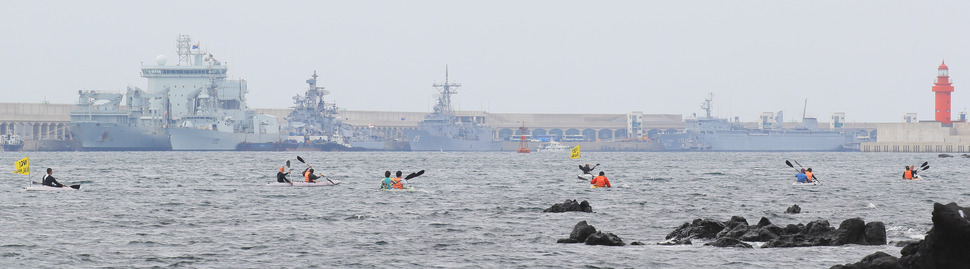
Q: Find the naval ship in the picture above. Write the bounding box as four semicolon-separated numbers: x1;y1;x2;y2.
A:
240;71;357;151
70;89;171;151
657;94;854;151
154;35;281;151
404;68;502;151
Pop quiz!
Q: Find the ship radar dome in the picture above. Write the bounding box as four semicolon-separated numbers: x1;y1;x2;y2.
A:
156;55;167;66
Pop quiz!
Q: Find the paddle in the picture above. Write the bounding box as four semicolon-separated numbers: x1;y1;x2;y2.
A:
283;160;293;185
404;170;425;180
296;156;335;185
786;160;820;184
32;181;80;189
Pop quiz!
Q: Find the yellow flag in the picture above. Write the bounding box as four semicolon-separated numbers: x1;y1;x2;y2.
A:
570;145;581;159
13;156;29;175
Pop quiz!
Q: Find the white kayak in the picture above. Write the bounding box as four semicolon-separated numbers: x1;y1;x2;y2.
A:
24;184;80;191
267;180;341;187
902;175;923;180
792;181;820;186
578;174;593;180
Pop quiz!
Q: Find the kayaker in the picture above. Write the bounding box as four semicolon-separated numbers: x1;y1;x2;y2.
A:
381;171;393;189
903;166;914;180
42;168;64;187
590;171;611;188
391;171;405;189
795;169;809;183
805;168;816;183
304;168;320;183
277;166;291;183
579;163;599;175
911;164;919;178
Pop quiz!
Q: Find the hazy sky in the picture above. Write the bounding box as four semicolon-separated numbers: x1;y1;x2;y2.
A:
3;1;970;122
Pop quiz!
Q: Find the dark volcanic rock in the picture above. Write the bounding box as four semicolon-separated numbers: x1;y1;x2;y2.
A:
543;199;593;213
704;238;753;248
786;204;802;214
665;218;725;241
783;224;804;235
739;224;782;242
897;202;970;268
938;153;953;158
657;238;692;245
829;252;901;269
584;231;625;246
834;218;867;245
630;241;645;245
557;221;597;243
864;222;887;245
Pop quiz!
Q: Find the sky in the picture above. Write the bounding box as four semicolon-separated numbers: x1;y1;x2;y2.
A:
3;0;970;122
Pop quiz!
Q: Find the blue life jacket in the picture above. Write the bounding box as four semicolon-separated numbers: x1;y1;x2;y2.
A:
796;173;808;183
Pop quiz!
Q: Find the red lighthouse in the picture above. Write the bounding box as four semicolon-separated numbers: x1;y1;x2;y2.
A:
933;61;954;124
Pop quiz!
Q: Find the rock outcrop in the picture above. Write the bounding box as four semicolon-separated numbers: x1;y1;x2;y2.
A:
664;216;886;248
544;199;593;213
557;220;625;246
830;202;970;269
786;204;802;214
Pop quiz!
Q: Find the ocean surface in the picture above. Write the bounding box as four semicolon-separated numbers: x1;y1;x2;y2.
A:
1;151;967;268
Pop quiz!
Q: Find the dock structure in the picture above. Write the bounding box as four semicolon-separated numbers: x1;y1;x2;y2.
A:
861;122;970;153
0;103;78;151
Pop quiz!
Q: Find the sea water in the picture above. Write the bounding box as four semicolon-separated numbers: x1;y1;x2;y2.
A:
0;151;965;268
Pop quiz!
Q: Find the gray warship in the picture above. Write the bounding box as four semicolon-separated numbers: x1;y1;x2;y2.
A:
160;35;282;151
404;68;501;151
657;94;855;151
70;89;171;151
242;71;357;151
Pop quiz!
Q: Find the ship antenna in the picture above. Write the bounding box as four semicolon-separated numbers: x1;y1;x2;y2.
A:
702;93;713;118
432;65;461;116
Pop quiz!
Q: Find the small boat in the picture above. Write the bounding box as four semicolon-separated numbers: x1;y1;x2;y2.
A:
24;183;80;191
792;181;820;186
902;175;923;180
577;174;593;180
537;141;568;152
267;180;341;187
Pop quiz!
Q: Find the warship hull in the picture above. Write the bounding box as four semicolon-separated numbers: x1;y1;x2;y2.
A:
658;131;850;151
168;128;281;151
70;123;171;151
405;129;502;151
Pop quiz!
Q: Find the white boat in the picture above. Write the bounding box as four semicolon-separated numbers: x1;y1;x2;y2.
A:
381;186;416;192
792;181;820;186
24;184;80;191
267;180;340;187
537;141;568;152
577;174;593;180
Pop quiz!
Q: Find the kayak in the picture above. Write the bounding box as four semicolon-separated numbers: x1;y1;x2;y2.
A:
24;184;79;191
267;180;341;187
381;186;416;192
792;181;820;186
578;174;593;180
590;185;610;188
902;175;923;180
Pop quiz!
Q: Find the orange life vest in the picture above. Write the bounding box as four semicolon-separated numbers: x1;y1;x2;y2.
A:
904;170;913;179
805;171;814;181
304;171;312;183
590;176;610;187
391;177;404;189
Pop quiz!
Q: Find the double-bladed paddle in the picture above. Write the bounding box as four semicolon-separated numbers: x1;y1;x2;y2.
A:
296;156;335;185
786;160;821;184
404;170;425;180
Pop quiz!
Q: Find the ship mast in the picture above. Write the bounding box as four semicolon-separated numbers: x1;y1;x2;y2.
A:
702;93;713;118
432;65;461;117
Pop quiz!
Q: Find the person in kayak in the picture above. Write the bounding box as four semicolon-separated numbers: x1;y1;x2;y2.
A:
391;171;405;189
381;171;393;189
903;166;914;180
805;168;816;183
911;164;920;178
304;168;321;183
590;171;611;188
579;163;599;175
795;169;809;183
42;168;64;187
277;166;291;183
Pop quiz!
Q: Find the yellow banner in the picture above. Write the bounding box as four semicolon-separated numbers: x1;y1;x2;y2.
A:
13;156;29;175
570;145;581;159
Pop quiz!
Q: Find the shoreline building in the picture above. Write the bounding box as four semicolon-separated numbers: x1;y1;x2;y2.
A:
862;61;970;152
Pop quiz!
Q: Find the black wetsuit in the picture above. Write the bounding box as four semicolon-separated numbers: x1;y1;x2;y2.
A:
277;172;290;183
306;173;320;183
579;165;597;175
42;174;63;187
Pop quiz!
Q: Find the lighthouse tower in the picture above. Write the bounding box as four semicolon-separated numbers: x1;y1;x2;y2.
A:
933;61;954;124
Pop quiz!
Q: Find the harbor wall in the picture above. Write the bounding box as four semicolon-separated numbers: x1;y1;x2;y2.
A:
861;121;970;152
